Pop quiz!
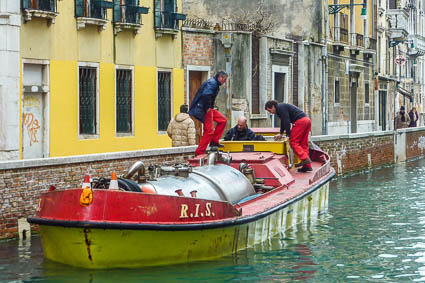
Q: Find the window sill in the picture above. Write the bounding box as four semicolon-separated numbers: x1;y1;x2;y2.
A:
250;114;269;120
154;27;179;39
114;22;142;35
23;9;58;25
76;17;108;31
116;133;134;137
79;134;99;140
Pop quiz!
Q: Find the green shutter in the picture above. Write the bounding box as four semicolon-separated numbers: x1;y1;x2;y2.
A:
22;0;30;9
75;0;84;17
113;0;121;22
154;0;161;27
79;68;97;135
158;72;171;131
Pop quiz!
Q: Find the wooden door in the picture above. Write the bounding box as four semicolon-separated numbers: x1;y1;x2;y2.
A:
189;71;204;144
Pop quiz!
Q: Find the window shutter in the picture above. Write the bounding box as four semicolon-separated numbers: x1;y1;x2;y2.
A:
113;0;121;22
154;0;161;27
164;0;174;13
75;0;84;17
50;0;55;11
389;0;397;9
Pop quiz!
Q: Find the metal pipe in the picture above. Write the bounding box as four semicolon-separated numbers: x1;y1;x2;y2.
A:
123;161;145;179
207;152;217;165
322;0;329;135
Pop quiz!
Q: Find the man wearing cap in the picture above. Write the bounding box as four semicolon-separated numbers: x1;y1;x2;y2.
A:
395;106;410;129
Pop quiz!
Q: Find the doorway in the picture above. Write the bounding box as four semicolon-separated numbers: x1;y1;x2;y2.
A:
188;70;209;144
379;91;387;131
22;62;49;159
350;76;358;133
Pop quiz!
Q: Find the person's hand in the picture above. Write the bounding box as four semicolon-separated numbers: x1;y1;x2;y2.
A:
274;134;283;141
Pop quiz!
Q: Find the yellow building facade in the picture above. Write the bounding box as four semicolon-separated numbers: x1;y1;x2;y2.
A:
20;0;185;158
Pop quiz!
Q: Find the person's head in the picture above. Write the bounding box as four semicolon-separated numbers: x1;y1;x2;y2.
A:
400;106;405;113
265;100;278;114
215;71;228;85
412;107;416;112
180;104;188;114
237;116;248;132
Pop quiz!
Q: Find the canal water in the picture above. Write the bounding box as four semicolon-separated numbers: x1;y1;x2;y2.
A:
1;158;425;282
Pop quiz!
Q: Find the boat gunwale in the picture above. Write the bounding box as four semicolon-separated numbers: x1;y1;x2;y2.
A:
28;168;335;231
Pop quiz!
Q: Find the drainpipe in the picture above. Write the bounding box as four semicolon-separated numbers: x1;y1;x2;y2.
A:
322;0;329;135
221;33;233;123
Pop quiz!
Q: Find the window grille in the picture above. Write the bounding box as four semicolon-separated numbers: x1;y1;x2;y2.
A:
335;80;340;104
113;0;148;24
79;67;97;135
116;69;132;133
158;72;171;131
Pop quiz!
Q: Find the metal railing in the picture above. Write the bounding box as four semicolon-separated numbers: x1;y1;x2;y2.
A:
115;4;140;24
367;38;377;50
340;28;349;44
75;0;112;20
355;33;364;48
22;0;57;12
154;11;179;29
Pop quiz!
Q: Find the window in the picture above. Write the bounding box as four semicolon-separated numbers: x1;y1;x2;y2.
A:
116;69;133;133
113;0;149;24
75;0;113;19
157;71;171;131
334;79;340;104
23;0;56;11
79;67;97;135
154;0;186;29
365;83;369;104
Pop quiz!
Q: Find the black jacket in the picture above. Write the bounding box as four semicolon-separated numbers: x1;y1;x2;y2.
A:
223;126;256;141
188;77;221;123
275;103;307;137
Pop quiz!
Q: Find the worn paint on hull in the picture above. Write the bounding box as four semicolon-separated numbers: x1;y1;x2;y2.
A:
39;184;329;269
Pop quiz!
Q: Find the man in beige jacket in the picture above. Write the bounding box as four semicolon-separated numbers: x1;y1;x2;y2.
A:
167;104;196;147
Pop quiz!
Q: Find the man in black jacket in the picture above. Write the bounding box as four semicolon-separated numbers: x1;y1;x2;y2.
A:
265;100;312;172
223;116;256;141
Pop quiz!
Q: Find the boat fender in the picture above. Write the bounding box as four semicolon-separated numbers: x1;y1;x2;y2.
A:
140;185;156;194
80;186;93;206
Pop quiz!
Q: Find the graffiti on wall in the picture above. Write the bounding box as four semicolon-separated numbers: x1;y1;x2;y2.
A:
23;112;40;146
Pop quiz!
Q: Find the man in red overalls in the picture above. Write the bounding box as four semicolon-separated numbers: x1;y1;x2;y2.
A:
265;100;312;172
189;72;228;156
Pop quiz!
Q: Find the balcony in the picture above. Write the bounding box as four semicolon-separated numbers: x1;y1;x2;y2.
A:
22;0;58;24
75;0;113;31
154;11;186;39
407;34;425;58
387;9;409;41
113;2;149;35
355;33;364;48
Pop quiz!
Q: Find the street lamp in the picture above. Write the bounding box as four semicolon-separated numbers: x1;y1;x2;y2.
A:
360;7;367;20
329;0;367;15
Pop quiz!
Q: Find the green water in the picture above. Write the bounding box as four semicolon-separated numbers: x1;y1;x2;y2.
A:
1;158;425;282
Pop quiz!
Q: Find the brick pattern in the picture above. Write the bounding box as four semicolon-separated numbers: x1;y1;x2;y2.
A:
0;152;193;239
183;32;214;67
314;134;395;175
406;130;425;159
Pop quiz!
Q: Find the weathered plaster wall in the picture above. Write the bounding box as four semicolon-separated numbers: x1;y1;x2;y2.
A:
182;0;322;41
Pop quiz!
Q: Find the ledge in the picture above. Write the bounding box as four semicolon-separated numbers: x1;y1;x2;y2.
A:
114;22;142;35
76;17;108;31
312;130;395;142
23;9;58;24
182;27;215;34
155;27;179;39
0;146;197;170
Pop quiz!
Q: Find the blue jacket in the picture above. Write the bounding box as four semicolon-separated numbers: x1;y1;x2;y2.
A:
223;125;256;141
189;77;221;123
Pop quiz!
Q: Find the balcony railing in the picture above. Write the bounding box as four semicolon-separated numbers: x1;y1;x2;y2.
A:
22;0;57;12
367;38;377;50
355;33;364;48
340;28;349;44
114;3;149;25
154;11;186;30
75;0;113;20
387;9;409;41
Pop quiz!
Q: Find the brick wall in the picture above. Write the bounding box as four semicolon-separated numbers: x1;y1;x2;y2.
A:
183;30;214;67
0;147;196;239
313;132;395;175
405;128;425;160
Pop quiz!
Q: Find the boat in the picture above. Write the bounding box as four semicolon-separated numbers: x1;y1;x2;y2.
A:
27;138;335;269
